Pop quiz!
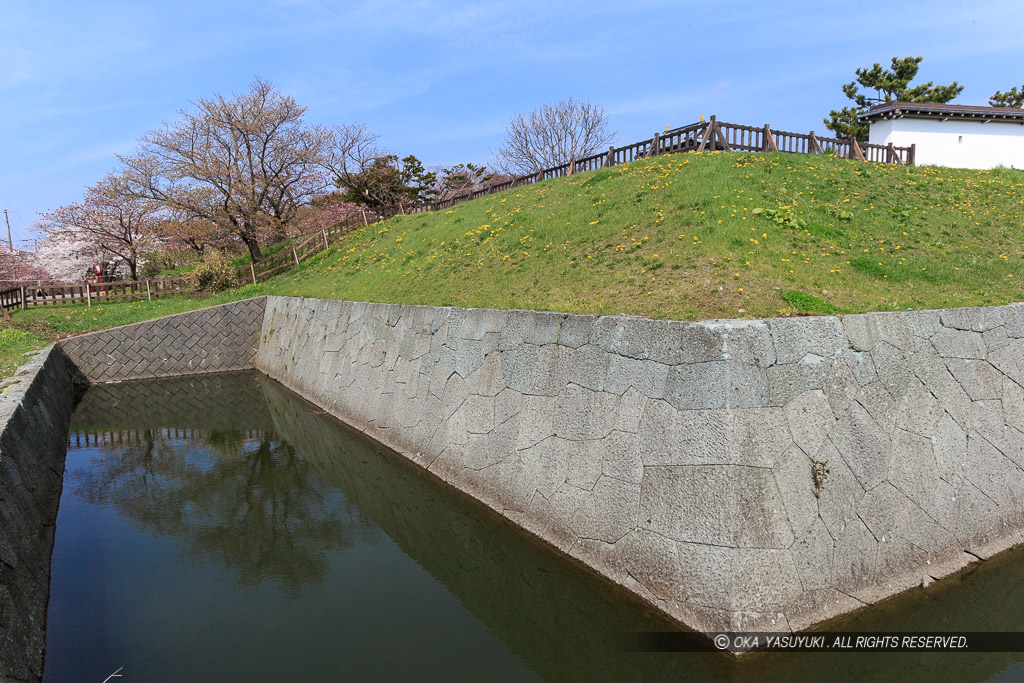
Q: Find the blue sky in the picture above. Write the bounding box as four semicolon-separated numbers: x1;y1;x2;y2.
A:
2;0;1022;248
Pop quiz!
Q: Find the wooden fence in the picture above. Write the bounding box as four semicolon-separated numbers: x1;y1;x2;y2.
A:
233;220;367;284
1;117;915;310
0;276;189;313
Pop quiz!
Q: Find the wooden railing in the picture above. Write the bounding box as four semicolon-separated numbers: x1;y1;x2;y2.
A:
233;219;367;284
0;275;189;312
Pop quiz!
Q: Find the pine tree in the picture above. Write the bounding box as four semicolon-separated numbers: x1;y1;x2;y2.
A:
825;57;963;141
990;86;1024;108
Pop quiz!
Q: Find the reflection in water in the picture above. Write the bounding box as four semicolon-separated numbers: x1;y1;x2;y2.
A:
68;427;371;596
46;371;1024;682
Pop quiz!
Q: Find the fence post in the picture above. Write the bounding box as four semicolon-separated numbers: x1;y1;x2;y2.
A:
536;169;545;182
605;145;615;167
360;208;368;226
762;124;778;152
19;285;26;310
696;116;715;152
649;132;660;157
250;263;257;284
712;116;731;151
808;131;823;154
146;279;152;302
291;244;300;266
568;159;576;175
908;143;916;166
322;229;329;250
86;283;91;308
848;135;865;161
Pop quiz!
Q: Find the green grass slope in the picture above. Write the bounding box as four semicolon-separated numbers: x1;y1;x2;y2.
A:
275;151;1024;319
3;150;1023;375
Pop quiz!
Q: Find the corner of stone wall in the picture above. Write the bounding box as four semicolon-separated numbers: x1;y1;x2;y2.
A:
252;296;1024;642
0;345;75;682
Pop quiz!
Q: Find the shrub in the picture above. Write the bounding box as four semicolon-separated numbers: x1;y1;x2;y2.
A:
190;250;236;292
0;328;30;350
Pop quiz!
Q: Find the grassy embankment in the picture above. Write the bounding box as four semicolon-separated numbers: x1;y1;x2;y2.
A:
3;151;1023;377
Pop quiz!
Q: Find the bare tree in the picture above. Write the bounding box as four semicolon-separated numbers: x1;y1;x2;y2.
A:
493;97;616;174
154;207;233;255
120;78;334;262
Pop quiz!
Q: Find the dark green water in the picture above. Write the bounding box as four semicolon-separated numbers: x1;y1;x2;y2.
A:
43;371;1024;682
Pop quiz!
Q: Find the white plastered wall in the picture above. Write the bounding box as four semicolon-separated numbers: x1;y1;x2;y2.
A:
869;117;1024;169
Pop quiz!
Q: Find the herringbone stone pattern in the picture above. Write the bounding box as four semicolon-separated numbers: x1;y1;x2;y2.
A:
70;370;275;433
59;297;266;384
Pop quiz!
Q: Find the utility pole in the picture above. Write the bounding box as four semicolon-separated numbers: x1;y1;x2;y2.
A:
3;209;15;283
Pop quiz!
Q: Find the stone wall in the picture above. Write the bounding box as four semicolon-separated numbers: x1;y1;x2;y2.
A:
256;295;1024;636
60;297;266;384
0;346;74;682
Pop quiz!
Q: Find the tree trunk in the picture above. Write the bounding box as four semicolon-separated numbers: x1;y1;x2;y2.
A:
241;232;263;262
128;261;138;281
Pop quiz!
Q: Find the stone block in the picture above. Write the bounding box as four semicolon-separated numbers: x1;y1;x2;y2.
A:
842;349;878;386
598;316;659;358
728;407;793;468
613;387;645;433
773;444;819;537
678;322;725;363
930;326;988;359
664;361;726;410
940;306;1005;332
946;359;1003;401
639;465;793;548
785;390;835;455
721;320;777;368
604;355;668;399
557;314;596;348
531;344;574;396
553;383;619;441
464;352;505;397
766;354;831;406
841;313;878;352
1002;304;1024;338
646;320;687;365
569;475;642;543
830;400;890;490
598;430;644;484
906;309;941;338
814;440;866;539
568;343;611;392
832;516;879;601
635;401;729;466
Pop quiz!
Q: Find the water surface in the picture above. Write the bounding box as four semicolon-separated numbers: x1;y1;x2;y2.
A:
44;371;1024;681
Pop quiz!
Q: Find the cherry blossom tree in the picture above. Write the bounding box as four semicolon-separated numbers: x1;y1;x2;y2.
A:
0;243;52;286
42;171;161;281
31;218;102;282
291;193;364;234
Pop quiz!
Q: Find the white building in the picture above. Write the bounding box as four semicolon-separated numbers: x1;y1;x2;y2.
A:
862;102;1024;169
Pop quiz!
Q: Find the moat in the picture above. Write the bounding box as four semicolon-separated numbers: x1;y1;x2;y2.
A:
42;371;1024;681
